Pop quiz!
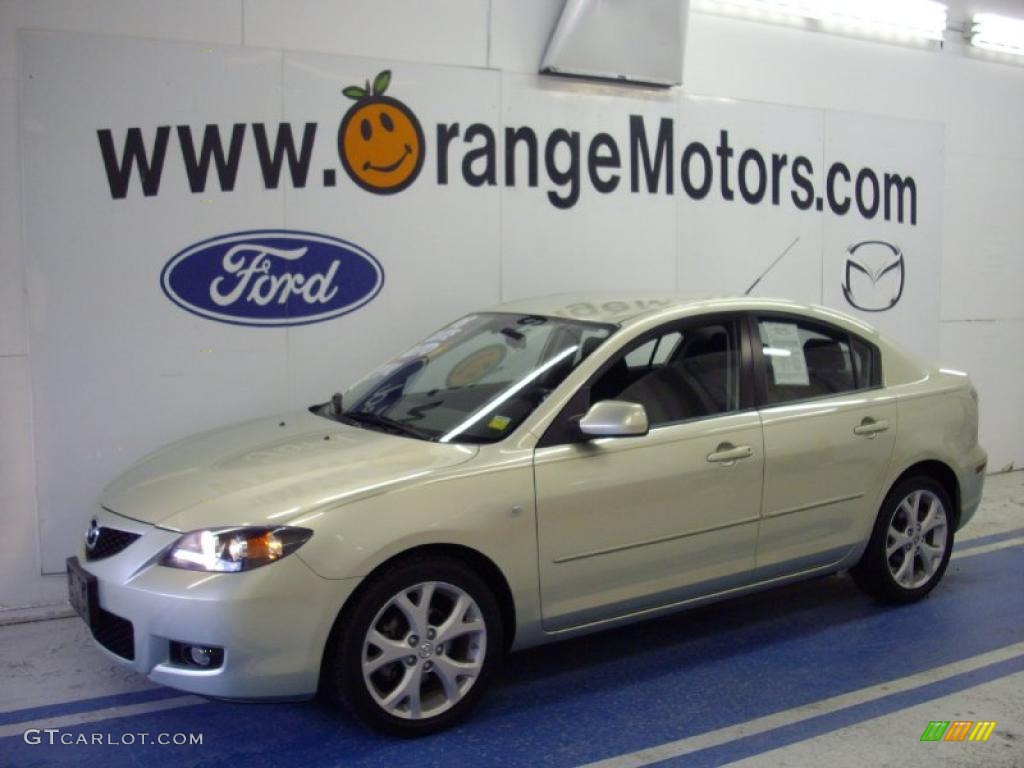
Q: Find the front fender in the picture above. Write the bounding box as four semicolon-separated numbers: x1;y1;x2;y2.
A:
294;451;541;645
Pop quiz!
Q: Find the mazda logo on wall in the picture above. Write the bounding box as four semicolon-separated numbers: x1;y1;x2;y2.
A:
842;240;905;312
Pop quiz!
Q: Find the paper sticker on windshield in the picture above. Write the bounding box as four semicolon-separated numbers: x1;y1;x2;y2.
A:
422;315;478;346
396;316;480;363
487;414;511;431
447;344;506;388
761;322;809;386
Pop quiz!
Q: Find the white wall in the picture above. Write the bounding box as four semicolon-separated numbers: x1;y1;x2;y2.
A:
1;0;1021;610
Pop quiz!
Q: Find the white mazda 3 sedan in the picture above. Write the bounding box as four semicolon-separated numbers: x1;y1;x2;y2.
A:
68;295;987;736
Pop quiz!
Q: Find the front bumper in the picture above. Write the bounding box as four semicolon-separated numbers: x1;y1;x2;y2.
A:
72;508;359;699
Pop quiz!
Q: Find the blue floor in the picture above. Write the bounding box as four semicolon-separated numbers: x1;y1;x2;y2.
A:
5;542;1023;768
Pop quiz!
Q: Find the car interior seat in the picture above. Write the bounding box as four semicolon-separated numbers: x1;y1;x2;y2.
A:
803;338;852;395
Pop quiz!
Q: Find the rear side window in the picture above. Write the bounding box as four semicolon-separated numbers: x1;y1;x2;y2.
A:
757;318;857;404
850;335;882;388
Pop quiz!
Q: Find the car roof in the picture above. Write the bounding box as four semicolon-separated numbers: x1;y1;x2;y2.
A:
486;293;880;337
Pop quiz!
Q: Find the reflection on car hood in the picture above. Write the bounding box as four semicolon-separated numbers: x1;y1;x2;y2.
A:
100;410;478;531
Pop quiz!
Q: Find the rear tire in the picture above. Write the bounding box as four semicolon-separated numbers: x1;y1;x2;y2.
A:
852;476;954;604
323;556;503;737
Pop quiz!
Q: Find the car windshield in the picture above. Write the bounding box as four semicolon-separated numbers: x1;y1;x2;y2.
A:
317;313;615;443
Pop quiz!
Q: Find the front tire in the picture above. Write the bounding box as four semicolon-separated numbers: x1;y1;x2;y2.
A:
324;556;503;737
852;476;954;604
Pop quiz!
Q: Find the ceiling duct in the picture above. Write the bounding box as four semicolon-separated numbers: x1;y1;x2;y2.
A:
541;0;689;87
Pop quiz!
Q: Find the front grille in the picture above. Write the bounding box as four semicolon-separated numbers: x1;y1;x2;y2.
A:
85;527;140;561
92;607;135;660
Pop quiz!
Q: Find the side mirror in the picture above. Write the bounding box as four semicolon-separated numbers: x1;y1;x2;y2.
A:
578;400;649;438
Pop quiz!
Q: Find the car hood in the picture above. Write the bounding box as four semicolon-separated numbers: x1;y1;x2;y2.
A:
100;410;478;531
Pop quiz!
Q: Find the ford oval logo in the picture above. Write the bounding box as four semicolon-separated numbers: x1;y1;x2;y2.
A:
160;230;384;327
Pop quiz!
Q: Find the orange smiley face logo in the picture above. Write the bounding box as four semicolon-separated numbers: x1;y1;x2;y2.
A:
338;70;425;195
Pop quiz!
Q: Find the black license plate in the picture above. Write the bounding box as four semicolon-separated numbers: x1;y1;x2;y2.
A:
66;556;99;628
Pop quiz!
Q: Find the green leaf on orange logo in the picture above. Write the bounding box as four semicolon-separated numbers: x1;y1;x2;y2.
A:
342;85;367;100
372;70;392;96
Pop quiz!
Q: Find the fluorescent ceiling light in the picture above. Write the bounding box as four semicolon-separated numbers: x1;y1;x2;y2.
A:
971;13;1024;56
695;0;948;43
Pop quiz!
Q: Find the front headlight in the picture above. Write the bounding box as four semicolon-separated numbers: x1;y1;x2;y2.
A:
159;526;313;573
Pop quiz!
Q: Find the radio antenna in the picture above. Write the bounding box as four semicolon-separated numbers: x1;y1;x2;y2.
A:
744;236;800;296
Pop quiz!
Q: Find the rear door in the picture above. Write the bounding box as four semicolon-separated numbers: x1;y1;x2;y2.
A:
751;314;897;577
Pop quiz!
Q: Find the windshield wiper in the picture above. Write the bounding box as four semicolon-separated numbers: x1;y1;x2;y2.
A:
341;410;432;440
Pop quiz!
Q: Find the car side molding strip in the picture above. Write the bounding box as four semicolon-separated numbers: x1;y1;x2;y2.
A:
552;515;761;564
766;492;866;520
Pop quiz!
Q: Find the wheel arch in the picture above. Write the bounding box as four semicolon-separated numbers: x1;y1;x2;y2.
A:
319;542;518;688
885;459;961;528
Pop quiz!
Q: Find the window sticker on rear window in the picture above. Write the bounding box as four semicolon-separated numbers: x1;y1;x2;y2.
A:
761;322;810;386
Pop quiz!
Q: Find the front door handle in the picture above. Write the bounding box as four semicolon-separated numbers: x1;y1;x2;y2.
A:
853;418;889;438
707;443;753;466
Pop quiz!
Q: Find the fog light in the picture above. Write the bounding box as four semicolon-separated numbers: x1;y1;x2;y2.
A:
170;640;224;669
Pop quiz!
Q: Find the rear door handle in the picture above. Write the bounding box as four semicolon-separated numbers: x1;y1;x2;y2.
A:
853;418;889;438
707;443;753;465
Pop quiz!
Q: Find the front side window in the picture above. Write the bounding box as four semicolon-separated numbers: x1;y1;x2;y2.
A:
317;313;614;443
589;320;742;427
757;317;860;404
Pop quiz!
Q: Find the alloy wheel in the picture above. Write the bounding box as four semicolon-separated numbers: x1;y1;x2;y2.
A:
885;489;949;589
361;581;487;719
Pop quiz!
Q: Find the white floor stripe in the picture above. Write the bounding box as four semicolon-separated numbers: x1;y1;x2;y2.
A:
0;695;206;739
952;536;1024;559
0;686;162;718
577;640;1024;768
